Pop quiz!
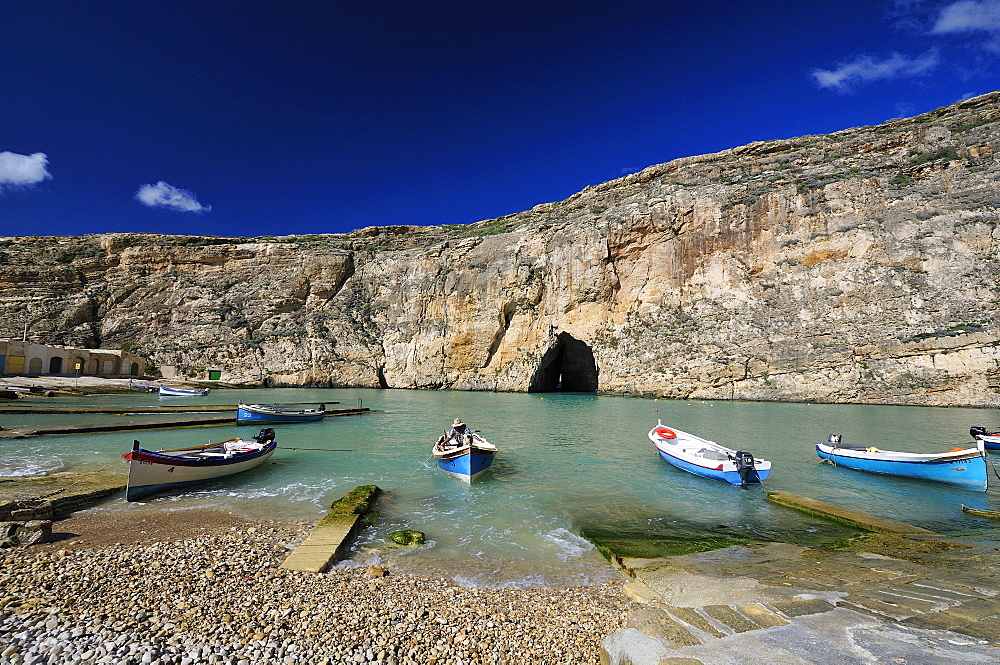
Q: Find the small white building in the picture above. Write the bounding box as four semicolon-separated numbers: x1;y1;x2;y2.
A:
0;339;147;377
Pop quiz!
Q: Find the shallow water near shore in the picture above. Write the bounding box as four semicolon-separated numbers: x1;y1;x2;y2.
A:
4;388;1000;587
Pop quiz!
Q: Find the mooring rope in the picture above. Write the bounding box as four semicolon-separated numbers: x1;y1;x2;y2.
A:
388;454;433;491
284;447;354;452
15;455;125;506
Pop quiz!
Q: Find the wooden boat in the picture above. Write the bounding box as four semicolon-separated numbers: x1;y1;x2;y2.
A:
969;426;1000;450
123;428;277;501
432;423;496;483
962;505;1000;519
158;385;210;397
647;421;770;487
237;402;326;424
816;435;988;491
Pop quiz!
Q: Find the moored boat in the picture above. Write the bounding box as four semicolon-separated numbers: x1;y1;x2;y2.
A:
816;435;988;491
158;385;210;397
123;428;277;501
969;426;1000;450
432;418;496;483
647;421;770;487
237;402;326;424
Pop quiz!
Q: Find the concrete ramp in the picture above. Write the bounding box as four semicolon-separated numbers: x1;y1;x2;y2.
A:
767;490;936;534
280;484;380;573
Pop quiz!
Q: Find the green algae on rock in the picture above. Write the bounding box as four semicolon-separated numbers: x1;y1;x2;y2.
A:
389;529;426;546
318;484;380;527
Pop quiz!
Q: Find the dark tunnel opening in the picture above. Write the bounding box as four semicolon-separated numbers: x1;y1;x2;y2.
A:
528;332;599;393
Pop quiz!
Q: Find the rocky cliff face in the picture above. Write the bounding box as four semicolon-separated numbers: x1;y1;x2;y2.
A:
3;92;1000;406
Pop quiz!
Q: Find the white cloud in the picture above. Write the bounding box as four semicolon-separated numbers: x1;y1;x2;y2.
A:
812;50;940;92
135;181;211;213
932;0;1000;51
932;0;1000;33
0;151;51;191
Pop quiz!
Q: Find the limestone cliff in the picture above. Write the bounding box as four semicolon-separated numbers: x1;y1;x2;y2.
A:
3;92;1000;406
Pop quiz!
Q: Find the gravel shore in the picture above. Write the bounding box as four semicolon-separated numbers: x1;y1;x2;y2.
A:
0;510;629;664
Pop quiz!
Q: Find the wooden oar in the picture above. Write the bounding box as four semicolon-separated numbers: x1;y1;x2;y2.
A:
962;505;1000;519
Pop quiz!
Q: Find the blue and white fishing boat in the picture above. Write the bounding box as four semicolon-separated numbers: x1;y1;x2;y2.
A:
237;403;326;424
158;385;210;397
432;419;496;483
647;421;770;487
123;428;277;501
816;435;988;491
970;426;1000;451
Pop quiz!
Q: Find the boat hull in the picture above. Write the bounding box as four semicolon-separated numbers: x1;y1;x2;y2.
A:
975;434;1000;450
434;448;495;483
816;443;987;491
125;441;276;501
236;404;325;423
654;449;770;485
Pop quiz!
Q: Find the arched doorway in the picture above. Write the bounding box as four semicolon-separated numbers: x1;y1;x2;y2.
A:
28;357;43;374
130;362;140;376
528;332;599;392
48;356;63;374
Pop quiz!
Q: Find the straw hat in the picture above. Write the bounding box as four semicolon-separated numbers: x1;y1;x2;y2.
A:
453;418;464;426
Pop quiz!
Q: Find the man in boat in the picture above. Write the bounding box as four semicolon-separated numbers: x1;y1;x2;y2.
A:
449;418;473;446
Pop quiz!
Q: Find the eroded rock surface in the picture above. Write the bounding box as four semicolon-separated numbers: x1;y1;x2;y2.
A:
3;92;1000;405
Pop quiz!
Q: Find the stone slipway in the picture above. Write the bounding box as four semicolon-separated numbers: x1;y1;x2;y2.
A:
600;496;1000;664
280;485;380;573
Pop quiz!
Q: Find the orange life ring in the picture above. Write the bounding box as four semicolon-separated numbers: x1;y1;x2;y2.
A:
655;427;677;440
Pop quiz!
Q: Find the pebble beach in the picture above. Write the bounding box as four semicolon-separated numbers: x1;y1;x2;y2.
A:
0;509;629;665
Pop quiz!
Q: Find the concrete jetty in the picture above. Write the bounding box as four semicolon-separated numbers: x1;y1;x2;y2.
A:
280;485;380;573
0;406;371;439
766;490;937;534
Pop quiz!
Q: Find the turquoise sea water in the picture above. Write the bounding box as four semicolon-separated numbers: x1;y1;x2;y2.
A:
3;388;1000;587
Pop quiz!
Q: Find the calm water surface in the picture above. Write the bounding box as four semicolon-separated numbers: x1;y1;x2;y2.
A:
3;388;1000;587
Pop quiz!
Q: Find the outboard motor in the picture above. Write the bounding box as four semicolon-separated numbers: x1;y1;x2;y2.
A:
828;434;842;445
970;426;990;439
254;427;276;444
734;450;757;488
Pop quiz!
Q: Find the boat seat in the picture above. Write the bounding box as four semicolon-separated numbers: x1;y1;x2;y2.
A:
701;450;728;461
200;452;227;457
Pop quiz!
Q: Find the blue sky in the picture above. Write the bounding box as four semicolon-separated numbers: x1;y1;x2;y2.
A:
2;1;999;238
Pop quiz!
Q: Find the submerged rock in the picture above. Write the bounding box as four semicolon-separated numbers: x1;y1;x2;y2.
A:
389;530;425;546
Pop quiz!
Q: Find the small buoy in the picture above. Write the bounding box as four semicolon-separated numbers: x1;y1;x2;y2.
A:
654;409;658;412
540;397;544;400
654;398;659;402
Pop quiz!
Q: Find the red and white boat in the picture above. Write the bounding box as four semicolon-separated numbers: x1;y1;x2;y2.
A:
648;421;770;487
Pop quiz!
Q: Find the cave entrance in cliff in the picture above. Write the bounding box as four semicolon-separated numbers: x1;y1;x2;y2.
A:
528;332;598;393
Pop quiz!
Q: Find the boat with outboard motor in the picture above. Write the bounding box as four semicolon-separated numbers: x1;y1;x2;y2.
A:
432;419;497;483
816;434;988;491
123;428;277;501
969;426;1000;450
237;402;326;424
647;421;770;487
